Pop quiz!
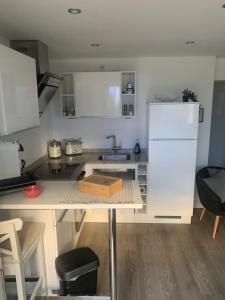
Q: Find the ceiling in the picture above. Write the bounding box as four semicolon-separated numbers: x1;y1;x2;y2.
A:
0;0;225;59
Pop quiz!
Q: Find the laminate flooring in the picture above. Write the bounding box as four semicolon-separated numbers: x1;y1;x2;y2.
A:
78;209;225;300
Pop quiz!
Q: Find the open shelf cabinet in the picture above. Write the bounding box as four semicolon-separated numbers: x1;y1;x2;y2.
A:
60;73;76;118
121;71;136;117
135;163;149;215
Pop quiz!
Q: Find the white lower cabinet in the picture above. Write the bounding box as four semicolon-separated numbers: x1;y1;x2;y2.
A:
0;209;81;294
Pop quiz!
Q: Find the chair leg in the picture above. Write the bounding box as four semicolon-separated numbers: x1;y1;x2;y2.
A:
39;235;47;296
200;208;206;221
0;256;7;300
14;262;27;300
213;216;220;239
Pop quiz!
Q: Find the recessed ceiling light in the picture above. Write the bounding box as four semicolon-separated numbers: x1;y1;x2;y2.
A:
68;8;82;14
91;43;100;47
185;41;195;45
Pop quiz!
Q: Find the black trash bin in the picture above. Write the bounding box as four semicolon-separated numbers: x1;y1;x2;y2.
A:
55;247;100;296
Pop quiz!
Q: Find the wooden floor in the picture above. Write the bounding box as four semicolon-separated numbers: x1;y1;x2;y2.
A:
78;209;225;300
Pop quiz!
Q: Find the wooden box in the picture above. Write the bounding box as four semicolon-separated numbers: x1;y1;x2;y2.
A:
79;174;123;198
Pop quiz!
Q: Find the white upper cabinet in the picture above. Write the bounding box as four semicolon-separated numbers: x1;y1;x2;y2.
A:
75;72;121;117
0;44;40;136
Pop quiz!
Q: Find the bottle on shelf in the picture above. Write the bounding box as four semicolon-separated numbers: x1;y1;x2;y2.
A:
134;140;141;154
123;104;128;116
129;105;134;116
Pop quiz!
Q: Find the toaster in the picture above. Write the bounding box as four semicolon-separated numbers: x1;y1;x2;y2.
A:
65;139;83;155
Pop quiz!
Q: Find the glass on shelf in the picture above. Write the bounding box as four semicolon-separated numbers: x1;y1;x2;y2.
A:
62;95;75;117
129;105;134;116
122;94;135;116
63;106;75;117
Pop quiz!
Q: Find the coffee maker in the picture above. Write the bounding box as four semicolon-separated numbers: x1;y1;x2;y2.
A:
0;141;25;180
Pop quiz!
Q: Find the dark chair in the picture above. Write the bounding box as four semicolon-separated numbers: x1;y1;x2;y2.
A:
196;166;225;239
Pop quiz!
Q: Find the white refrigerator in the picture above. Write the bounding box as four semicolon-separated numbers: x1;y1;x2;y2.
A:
148;102;199;221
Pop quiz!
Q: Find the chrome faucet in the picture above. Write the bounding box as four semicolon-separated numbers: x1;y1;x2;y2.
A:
106;135;121;152
106;135;116;148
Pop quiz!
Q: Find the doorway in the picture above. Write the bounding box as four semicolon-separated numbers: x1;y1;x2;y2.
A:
208;81;225;166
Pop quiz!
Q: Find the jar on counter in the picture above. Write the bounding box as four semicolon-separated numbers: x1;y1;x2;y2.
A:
47;139;62;158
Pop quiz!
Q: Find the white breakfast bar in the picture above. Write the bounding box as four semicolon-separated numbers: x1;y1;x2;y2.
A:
0;180;142;300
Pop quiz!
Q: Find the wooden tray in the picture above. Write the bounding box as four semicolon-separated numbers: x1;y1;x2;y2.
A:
79;174;123;198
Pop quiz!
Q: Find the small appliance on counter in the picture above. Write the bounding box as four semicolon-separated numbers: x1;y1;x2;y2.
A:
0;140;36;194
64;139;83;155
0;172;37;194
0;141;25;180
47;139;62;158
134;140;141;154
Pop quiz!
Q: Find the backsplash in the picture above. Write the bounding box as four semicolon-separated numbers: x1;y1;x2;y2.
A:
1;104;53;166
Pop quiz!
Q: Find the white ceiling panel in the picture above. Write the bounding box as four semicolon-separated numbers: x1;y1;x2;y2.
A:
0;0;225;58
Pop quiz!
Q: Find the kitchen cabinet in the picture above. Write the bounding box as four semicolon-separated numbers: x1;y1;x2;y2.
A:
0;44;40;136
60;72;76;118
121;71;136;117
75;72;121;117
60;71;136;118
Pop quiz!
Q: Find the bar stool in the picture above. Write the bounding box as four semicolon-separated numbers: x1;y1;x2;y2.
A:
0;218;47;300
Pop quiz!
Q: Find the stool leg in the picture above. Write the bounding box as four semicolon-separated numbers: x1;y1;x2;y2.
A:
200;208;206;221
213;216;220;239
0;255;7;300
59;280;67;296
39;235;47;295
14;262;27;300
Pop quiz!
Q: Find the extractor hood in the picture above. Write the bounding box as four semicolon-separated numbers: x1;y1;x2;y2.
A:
10;40;63;116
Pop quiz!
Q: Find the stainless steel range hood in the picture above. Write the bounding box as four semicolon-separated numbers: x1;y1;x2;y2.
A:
10;40;63;116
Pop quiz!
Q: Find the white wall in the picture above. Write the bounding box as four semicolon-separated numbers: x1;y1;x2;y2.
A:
0;35;9;47
0;35;53;166
3;104;54;166
50;56;216;169
215;58;225;81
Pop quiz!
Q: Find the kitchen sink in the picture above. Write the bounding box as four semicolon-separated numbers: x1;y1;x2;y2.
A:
98;152;131;161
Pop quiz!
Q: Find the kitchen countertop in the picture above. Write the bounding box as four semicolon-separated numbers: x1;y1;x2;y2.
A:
66;149;148;164
0;180;143;210
49;149;147;165
27;149;148;181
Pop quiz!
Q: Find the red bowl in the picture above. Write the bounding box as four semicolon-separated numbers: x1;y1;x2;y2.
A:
24;185;41;198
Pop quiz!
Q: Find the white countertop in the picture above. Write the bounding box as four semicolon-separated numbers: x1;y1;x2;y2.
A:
0;180;143;210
